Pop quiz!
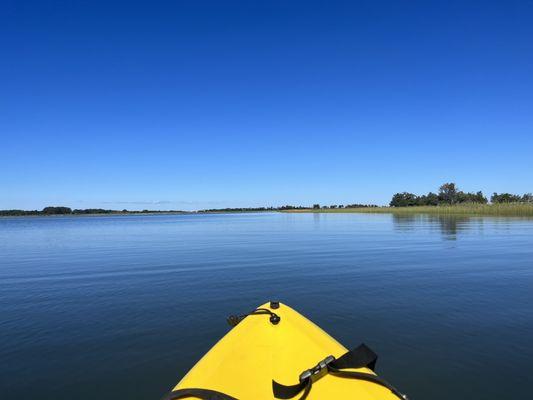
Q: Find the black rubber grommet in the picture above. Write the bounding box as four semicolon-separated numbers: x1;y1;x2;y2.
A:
270;301;280;309
270;314;281;325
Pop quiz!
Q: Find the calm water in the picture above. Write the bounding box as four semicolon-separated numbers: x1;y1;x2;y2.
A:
1;213;532;399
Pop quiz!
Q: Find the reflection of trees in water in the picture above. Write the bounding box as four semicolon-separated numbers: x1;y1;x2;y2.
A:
313;212;321;228
392;214;483;240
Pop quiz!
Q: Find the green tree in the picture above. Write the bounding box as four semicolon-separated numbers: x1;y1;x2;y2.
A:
426;192;439;205
42;206;72;214
438;183;458;204
522;193;533;203
491;193;521;203
390;192;418;207
470;191;488;204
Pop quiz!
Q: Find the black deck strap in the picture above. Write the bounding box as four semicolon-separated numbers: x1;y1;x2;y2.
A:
161;388;238;400
272;343;406;400
330;343;377;371
272;379;308;399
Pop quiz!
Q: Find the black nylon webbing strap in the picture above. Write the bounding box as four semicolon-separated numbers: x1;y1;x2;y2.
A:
161;388;238;400
272;379;309;399
330;343;377;371
272;343;406;400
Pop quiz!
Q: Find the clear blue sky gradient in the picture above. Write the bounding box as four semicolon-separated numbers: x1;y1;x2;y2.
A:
2;1;532;210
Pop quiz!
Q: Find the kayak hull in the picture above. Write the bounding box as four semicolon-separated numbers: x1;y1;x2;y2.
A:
172;302;399;399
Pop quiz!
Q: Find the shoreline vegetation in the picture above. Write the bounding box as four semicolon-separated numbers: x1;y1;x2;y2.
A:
3;203;533;218
284;183;533;217
282;203;533;217
2;183;532;218
0;205;311;217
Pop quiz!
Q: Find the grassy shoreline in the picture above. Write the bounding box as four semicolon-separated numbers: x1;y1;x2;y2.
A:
281;203;533;217
3;204;533;217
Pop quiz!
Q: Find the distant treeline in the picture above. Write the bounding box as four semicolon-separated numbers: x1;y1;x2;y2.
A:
4;187;532;216
198;206;311;212
312;203;378;209
199;207;278;212
390;183;533;207
0;206;186;216
198;204;378;212
491;192;533;203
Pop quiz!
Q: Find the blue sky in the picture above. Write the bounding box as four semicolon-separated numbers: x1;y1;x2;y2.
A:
2;1;532;210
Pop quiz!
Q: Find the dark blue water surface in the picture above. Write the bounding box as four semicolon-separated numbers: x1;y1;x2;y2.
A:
1;213;532;399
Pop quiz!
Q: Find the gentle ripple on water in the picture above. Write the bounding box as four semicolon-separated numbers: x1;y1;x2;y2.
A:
1;213;532;399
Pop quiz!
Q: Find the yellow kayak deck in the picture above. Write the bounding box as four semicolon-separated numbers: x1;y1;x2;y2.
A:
171;302;401;399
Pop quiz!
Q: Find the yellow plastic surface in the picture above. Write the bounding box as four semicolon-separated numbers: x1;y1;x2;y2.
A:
173;302;400;399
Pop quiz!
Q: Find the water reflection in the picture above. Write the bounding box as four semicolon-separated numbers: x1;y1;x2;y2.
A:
392;214;483;240
313;212;321;228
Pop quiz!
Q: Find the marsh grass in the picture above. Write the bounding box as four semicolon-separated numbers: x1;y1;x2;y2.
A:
283;203;533;217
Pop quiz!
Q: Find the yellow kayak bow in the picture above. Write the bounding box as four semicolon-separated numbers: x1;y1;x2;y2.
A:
163;302;406;400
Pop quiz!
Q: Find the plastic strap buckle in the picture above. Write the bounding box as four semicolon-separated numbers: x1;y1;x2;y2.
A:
299;355;335;382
